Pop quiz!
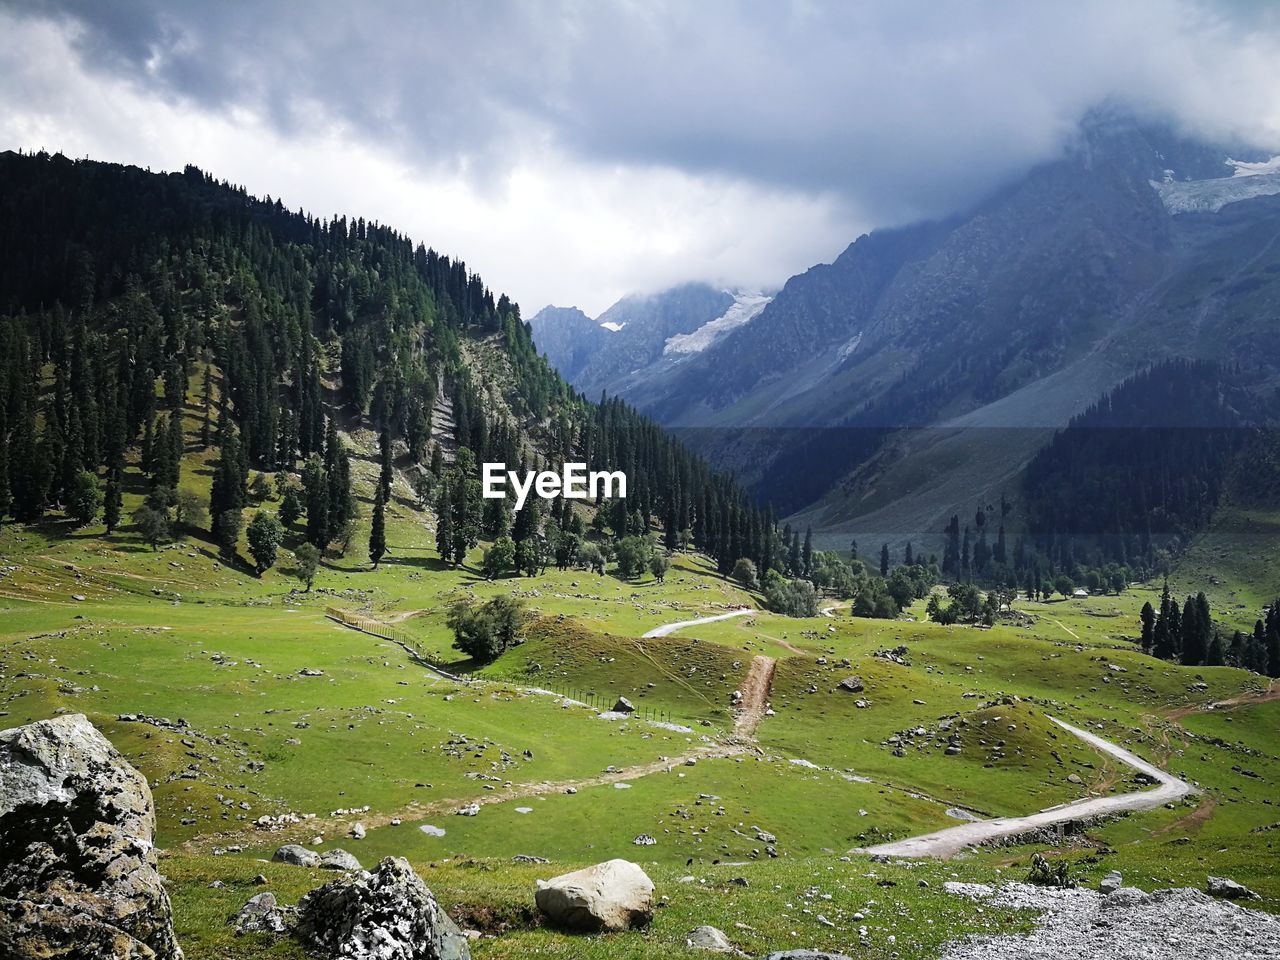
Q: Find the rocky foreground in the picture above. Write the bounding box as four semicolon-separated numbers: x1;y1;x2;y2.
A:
939;880;1280;960
1;714;1277;960
0;713;183;959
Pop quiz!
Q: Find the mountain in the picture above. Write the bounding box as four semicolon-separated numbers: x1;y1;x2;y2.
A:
524;305;604;383
531;284;769;400
0;150;776;576
580;115;1280;553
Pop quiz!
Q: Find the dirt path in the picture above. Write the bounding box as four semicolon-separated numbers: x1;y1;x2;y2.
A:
642;608;754;638
856;717;1196;859
179;739;749;856
181;608;775;854
1050;618;1080;640
1165;679;1279;721
733;655;777;737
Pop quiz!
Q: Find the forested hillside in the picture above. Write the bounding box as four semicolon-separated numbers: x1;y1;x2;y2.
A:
1023;360;1267;569
0;151;776;575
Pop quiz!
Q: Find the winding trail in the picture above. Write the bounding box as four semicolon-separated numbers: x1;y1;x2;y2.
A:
857;717;1196;859
181;606;776;854
642;608;754;638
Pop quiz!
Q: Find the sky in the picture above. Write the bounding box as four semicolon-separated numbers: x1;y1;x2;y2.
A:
3;1;1280;317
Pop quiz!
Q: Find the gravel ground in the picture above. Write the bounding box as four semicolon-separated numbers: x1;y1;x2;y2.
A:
939;881;1280;959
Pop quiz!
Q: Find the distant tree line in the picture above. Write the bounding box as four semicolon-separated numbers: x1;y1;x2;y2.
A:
1140;585;1280;676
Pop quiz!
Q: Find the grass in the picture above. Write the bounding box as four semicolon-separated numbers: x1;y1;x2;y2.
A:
3;405;1280;957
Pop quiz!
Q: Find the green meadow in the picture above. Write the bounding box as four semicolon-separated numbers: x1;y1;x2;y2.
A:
2;437;1278;959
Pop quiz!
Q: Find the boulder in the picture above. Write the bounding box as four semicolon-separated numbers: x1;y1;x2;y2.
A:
535;859;654;932
273;843;321;868
231;892;296;935
762;952;853;960
1099;870;1123;894
295;856;470;959
687;924;734;952
613;697;636;714
318;848;363;871
0;714;183;959
836;676;864;694
1207;876;1261;900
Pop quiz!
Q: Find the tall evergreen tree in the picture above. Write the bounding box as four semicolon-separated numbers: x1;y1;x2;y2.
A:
435;479;455;565
378;428;393;503
369;487;387;569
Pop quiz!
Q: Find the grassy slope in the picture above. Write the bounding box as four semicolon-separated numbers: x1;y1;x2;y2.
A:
2;393;1279;958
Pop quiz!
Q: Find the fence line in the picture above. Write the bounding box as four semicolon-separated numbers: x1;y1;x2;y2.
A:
325;607;469;683
532;679;675;725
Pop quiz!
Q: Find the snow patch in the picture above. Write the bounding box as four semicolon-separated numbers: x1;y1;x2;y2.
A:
1152;171;1280;214
663;291;771;355
837;332;863;362
600;321;626;332
1229;155;1280;177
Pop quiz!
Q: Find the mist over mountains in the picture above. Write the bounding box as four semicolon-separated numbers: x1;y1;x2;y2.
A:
530;113;1280;548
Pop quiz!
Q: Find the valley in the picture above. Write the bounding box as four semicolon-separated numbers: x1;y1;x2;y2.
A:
1;145;1278;960
4;458;1279;958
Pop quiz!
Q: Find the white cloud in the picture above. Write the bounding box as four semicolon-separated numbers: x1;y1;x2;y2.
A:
0;11;852;315
4;1;1280;313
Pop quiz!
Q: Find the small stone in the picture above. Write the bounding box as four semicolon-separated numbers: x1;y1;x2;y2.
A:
687;924;734;952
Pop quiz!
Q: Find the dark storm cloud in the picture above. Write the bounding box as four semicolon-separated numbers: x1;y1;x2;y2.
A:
8;0;1280;224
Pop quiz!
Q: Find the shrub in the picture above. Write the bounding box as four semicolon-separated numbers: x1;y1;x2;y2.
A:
763;570;819;617
448;595;526;662
731;557;760;591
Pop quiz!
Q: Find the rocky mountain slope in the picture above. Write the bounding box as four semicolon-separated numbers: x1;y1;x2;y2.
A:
531;284;768;400
542;116;1280;551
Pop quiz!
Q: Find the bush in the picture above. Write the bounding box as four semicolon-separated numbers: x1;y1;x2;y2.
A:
731;557;760;591
293;542;320;591
131;504;170;550
650;552;670;582
67;470;102;526
763;570;819;617
448;595;526;663
246;511;284;574
174;489;207;530
482;536;515;579
614;536;653;579
579;542;606;575
1026;852;1073;888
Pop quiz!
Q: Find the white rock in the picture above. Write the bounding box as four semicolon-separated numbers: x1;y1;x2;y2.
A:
535;859;654;932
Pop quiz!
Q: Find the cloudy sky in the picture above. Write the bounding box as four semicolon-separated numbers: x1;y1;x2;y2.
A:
3;1;1280;316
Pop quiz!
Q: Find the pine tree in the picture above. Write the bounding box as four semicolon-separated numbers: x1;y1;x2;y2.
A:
1140;601;1155;653
369;487;387;569
1265;602;1280;679
200;365;214;448
0;407;9;522
880;542;890;577
166;409;184;487
104;470;123;534
435;479;455;565
302;455;330;548
802;528;814;580
378;428;393;503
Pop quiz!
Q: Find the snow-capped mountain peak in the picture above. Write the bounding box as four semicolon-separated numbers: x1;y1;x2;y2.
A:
663;291;772;355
